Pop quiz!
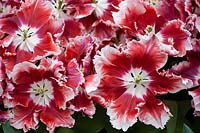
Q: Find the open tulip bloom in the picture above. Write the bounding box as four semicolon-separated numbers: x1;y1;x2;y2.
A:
0;0;199;132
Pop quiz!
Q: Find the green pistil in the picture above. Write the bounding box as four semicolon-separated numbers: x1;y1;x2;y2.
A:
92;0;97;3
146;25;153;33
0;8;3;13
38;88;46;94
36;87;48;95
151;0;157;5
22;29;29;40
80;68;84;73
58;0;64;9
135;75;142;84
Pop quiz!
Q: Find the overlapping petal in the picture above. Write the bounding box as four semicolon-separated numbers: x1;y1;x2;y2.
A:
0;0;200;132
157;19;192;56
113;0;156;35
5;60;75;132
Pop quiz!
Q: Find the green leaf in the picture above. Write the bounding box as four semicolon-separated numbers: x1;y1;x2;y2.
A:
164;100;178;133
183;124;194;133
128;121;163;133
56;127;74;133
2;121;22;133
73;105;106;133
164;100;191;133
34;122;48;133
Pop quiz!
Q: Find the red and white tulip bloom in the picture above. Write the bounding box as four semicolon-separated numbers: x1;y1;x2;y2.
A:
4;59;77;132
0;0;60;63
92;38;192;131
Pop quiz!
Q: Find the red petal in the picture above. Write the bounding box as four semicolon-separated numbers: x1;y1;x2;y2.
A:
196;17;200;32
40;104;74;132
93;21;116;41
0;57;6;82
175;0;189;20
17;0;51;28
69;88;95;117
10;103;39;132
84;74;101;94
126;39;167;72
189;87;200;116
32;33;61;61
66;59;85;93
11;62;43;84
139;95;171;129
53;84;74;110
195;0;200;8
65;36;93;64
0;16;19;34
157;19;192;57
0;110;12;123
7;84;32;107
149;70;192;95
94;45;131;74
38;17;65;39
155;0;181;30
62;19;82;39
113;0;156;35
107;93;144;131
74;4;95;18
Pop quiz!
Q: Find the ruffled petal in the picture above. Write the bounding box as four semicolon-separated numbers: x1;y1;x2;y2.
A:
113;0;156;35
10;103;39;132
126;38;167;72
66;59;85;93
17;0;51;28
149;70;193;95
157;19;192;57
189;87;200;116
69;87;95;117
11;62;43;85
139;95;172;129
40;104;74;132
107;92;144;131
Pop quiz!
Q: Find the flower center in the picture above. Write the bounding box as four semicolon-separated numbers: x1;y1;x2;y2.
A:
92;0;97;3
130;71;146;87
135;74;142;84
58;0;64;9
30;79;54;106
13;25;39;52
34;85;48;96
123;68;152;89
0;8;3;13
17;28;34;41
146;25;153;33
122;68;152;98
150;0;157;5
52;0;65;10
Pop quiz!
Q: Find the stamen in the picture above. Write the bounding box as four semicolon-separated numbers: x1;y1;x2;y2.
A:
43;83;45;88
131;73;134;78
134;84;137;88
141;84;145;88
139;71;143;75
